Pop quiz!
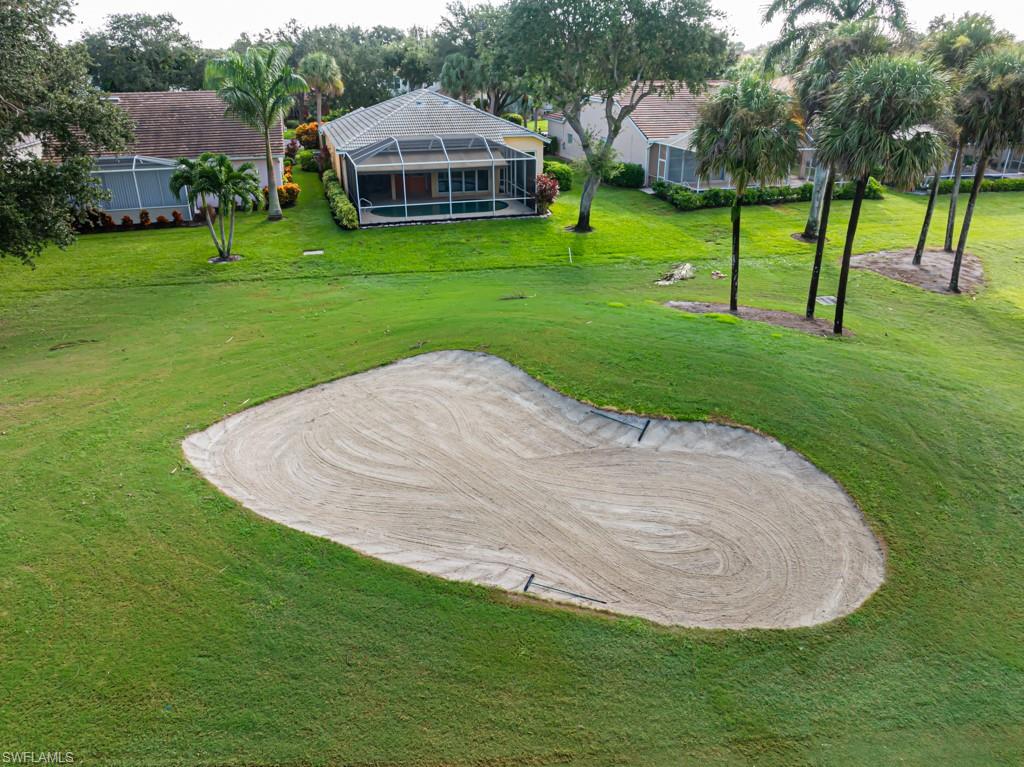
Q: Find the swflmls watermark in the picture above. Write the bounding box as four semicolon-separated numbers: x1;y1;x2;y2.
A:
2;754;74;764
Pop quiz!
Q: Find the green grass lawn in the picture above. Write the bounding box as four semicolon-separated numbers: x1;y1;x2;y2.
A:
2;170;1024;765
529;118;549;133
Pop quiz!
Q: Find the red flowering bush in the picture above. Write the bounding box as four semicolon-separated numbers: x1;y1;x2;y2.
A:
138;210;151;227
120;215;134;229
535;173;560;214
171;210;185;225
295;122;319;149
263;181;301;208
156;215;169;225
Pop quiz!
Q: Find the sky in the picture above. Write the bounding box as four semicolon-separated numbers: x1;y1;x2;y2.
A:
58;0;1024;51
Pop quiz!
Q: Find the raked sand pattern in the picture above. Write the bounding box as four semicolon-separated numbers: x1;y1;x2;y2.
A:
184;351;885;629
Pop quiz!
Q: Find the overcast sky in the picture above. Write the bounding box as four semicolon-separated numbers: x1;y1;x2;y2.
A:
58;0;1023;51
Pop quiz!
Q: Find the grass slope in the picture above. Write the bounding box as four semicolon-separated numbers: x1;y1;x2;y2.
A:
1;172;1023;765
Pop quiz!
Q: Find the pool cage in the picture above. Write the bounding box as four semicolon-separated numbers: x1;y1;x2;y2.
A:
90;156;193;222
342;135;537;224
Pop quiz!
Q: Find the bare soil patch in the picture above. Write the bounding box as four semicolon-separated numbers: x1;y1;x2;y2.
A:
184;351;883;629
851;248;984;293
666;301;844;337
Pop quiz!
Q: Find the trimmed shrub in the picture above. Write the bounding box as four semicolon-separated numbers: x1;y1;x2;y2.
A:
322;170;359;230
604;162;645;188
543;159;573;191
296;149;319;173
535;173;560;213
138;210;151;227
547;135;560;156
155;215;169;225
938;176;1024;194
652;177;882;213
285;118;299;129
501;112;525;126
120;215;133;229
295;122;319;149
172;210;185;225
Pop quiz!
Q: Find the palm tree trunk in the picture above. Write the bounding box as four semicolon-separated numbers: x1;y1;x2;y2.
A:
316;92;324;148
729;189;743;313
801;163;829;240
949;152;987;293
200;193;222;257
227;201;236;257
265;130;283;221
944;140;964;252
574;172;601;232
217;194;227;254
833;174;868;336
913;169;941;265
806;167;835;318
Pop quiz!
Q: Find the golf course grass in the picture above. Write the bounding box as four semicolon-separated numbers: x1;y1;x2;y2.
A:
1;170;1022;765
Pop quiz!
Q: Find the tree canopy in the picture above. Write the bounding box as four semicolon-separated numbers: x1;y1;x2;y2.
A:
81;13;205;92
1;0;133;265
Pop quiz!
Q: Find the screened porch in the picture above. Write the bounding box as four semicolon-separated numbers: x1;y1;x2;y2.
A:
343;135;538;225
91;156;193;222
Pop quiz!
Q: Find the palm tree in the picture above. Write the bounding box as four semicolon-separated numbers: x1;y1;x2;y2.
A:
948;47;1024;292
919;14;1014;253
691;71;802;312
440;53;481;103
817;55;951;334
299;52;345;141
762;0;907;71
169;153;261;262
795;20;891;315
205;45;308;222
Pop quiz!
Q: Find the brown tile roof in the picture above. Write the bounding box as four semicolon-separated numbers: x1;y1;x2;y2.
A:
617;81;726;139
94;91;284;159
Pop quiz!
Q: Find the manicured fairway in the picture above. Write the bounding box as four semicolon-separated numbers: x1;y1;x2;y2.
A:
1;171;1023;765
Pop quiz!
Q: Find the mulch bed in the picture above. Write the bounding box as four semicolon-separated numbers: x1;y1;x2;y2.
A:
665;301;846;337
850;249;984;294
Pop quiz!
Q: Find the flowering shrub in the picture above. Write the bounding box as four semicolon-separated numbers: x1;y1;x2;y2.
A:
285;139;300;159
322;169;359;230
120;215;134;229
156;215;169;225
535;173;560;213
139;210;151;227
295;121;319;149
172;210;185;225
264;181;301;208
543;160;573;191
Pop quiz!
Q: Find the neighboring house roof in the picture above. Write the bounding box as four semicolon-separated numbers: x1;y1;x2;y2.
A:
92;91;284;159
322;89;548;152
545;82;726;141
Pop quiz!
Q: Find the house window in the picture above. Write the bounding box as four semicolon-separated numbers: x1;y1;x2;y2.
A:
567;134;574;145
438;169;489;194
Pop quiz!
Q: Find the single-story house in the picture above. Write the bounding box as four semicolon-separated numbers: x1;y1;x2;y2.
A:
547;82;816;189
83;91;285;223
320;89;549;226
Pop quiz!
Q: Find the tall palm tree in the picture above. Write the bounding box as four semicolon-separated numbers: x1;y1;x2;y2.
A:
440;53;481;103
817;55;951;334
299;52;345;140
169;153;261;262
919;14;1014;253
691;71;802;312
948;47;1024;292
762;0;907;71
205;45;308;222
795;20;891;315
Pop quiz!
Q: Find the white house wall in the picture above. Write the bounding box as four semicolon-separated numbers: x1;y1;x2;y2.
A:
548;99;649;170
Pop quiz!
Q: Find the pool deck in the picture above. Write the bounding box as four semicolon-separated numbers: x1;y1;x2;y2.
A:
359;199;536;226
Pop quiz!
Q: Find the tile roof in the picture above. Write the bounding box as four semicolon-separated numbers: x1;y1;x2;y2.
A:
618;82;726;140
322;89;547;151
93;91;284;160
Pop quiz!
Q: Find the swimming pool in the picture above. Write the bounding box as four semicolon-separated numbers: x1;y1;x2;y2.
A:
370;200;510;218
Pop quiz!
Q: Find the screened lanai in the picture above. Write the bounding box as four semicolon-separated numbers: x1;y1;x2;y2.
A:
91;156;193;222
343;135;537;225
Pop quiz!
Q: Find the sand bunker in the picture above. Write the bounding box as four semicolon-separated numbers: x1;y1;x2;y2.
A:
184;351;884;629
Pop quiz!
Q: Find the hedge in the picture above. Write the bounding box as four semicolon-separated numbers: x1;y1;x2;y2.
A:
651;177;884;212
547;135;560;155
322;170;359;230
604;162;645;188
501;112;525;126
296;149;319;173
937;176;1024;194
542;159;573;191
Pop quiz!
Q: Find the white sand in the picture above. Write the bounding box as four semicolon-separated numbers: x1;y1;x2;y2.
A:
184;351;884;629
